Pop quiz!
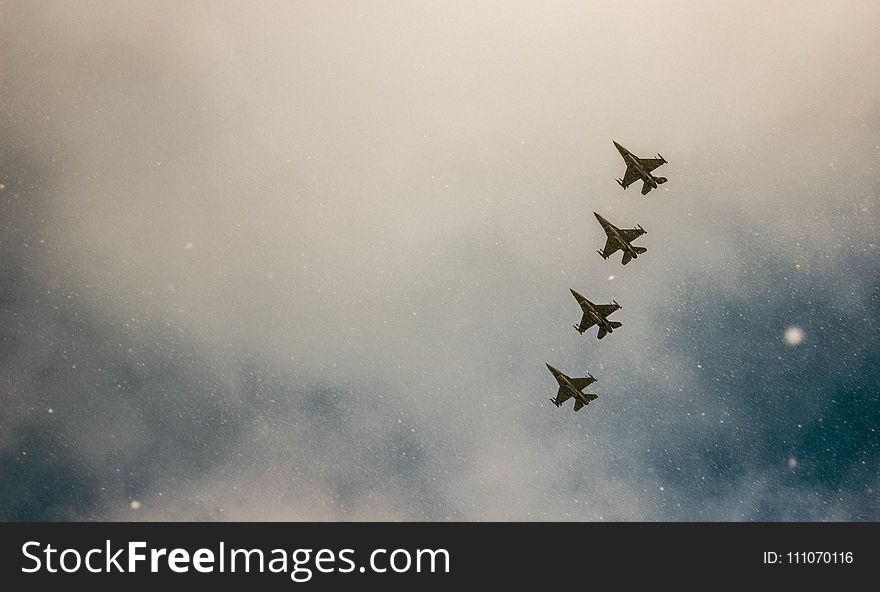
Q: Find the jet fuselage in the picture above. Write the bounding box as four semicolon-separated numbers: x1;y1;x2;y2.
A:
614;140;666;194
594;312;614;333
624;153;659;188
569;288;620;337
553;379;589;408
606;225;639;259
546;364;583;406
583;302;615;333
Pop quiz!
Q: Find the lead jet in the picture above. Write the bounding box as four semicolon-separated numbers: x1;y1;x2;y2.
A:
594;212;647;265
546;363;598;411
570;288;622;339
613;140;668;195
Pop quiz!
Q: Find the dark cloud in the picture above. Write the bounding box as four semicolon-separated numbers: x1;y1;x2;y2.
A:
638;248;880;520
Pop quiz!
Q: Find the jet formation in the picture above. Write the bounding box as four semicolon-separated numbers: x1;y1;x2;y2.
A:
546;140;668;412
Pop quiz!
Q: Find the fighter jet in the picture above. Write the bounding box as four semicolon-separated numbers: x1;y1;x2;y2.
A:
613;140;668;195
594;212;647;265
546;363;598;411
570;288;622;339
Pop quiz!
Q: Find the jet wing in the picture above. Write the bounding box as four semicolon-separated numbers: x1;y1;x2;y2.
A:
577;312;596;333
620;165;640;188
572;394;597;412
554;387;573;405
570;376;596;391
600;237;621;259
594;303;619;317
618;228;645;243
637;157;665;173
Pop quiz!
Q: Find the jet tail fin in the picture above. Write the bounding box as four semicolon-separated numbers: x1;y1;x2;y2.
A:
597;328;607;340
655;177;667;185
622;252;632;265
633;246;647;255
573;399;585;412
641;181;652;195
608;321;622;329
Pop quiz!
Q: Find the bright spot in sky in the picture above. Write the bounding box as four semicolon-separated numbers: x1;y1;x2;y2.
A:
130;500;142;510
185;242;194;250
784;326;805;346
788;457;798;470
608;275;615;281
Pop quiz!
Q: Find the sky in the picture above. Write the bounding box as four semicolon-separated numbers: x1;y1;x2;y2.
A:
1;1;878;521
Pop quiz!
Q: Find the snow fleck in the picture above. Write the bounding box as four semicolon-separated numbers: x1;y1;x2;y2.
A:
130;500;142;510
784;326;804;346
788;457;798;470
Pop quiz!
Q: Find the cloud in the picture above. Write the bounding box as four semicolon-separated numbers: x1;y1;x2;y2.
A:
1;2;878;521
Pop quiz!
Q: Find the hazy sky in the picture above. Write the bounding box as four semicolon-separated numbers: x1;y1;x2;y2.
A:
2;1;878;520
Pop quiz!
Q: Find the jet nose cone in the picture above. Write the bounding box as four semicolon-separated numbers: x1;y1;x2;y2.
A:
569;288;579;299
593;211;606;223
545;363;558;374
